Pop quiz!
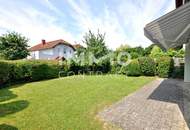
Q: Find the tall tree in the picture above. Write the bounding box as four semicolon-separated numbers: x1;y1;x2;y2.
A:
0;31;29;60
83;30;108;58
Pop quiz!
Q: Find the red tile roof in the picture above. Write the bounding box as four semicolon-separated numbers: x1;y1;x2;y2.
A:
29;39;75;51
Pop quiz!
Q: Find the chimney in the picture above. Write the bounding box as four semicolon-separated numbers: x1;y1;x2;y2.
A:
42;39;46;45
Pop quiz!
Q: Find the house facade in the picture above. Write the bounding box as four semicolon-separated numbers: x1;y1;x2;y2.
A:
28;39;75;60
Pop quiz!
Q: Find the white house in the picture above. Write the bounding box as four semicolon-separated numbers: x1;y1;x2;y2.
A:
28;39;75;60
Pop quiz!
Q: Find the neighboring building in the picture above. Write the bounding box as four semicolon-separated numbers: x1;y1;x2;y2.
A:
28;39;75;60
144;0;190;82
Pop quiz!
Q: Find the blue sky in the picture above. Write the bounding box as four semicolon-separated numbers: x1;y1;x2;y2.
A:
0;0;175;49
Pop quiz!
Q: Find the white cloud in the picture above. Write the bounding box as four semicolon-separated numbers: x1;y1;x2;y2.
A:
0;0;175;49
43;0;65;17
67;0;129;49
0;1;75;47
66;0;175;49
118;0;175;47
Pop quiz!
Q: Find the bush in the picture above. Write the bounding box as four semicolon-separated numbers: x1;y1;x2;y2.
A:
138;57;156;76
0;60;60;86
8;60;32;82
66;57;111;75
0;61;10;85
156;57;174;78
31;61;59;81
96;57;111;73
110;61;122;74
119;65;127;74
126;59;141;76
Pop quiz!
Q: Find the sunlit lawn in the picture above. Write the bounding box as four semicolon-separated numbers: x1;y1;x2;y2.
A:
0;75;154;130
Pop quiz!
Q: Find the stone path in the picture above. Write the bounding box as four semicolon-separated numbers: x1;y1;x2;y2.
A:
99;79;190;130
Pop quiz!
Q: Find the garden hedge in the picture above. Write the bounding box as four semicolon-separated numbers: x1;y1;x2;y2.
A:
0;56;176;87
156;57;174;78
110;61;122;74
0;60;60;86
126;59;141;76
0;61;10;85
138;57;156;76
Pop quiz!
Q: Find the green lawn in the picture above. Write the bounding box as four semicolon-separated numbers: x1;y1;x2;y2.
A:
0;75;154;130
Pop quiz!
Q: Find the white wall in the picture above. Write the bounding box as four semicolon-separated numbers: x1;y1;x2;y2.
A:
39;49;54;60
29;51;39;59
53;44;74;59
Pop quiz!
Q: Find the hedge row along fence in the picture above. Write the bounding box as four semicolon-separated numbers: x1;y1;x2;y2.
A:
118;57;174;78
0;57;175;87
0;60;60;86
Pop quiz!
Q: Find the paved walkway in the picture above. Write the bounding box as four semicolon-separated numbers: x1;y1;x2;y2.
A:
99;79;190;130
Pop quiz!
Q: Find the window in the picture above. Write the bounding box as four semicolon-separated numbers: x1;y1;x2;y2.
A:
64;48;66;54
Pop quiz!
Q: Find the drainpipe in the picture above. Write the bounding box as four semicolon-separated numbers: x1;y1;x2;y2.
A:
185;42;190;82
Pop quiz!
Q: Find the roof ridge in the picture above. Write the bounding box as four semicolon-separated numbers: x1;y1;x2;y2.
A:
29;39;75;51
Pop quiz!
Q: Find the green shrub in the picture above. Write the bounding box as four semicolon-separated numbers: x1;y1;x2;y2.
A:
8;60;32;82
66;57;111;74
96;57;111;73
31;61;59;81
156;57;174;78
110;61;122;74
138;57;156;76
126;59;141;76
119;65;127;74
0;61;10;85
0;60;60;86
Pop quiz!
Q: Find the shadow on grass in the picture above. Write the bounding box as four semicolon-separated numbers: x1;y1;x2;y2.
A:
0;84;29;129
0;124;18;130
0;100;29;117
0;89;17;103
148;79;190;129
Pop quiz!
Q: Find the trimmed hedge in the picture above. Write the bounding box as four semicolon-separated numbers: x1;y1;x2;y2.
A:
31;62;59;81
138;57;156;76
0;56;176;87
0;61;10;85
110;61;122;74
156;57;174;78
9;60;32;82
0;60;60;86
126;59;141;76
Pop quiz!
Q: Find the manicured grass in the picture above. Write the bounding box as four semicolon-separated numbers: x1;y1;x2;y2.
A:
0;75;154;130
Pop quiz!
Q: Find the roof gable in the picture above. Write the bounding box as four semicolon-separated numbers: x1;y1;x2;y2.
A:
29;39;75;51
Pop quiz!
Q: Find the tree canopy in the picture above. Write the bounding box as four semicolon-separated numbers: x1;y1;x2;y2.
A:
83;30;109;58
149;45;164;58
0;31;29;60
116;44;131;52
